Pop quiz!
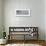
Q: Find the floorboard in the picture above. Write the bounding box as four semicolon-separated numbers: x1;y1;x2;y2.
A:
0;40;46;46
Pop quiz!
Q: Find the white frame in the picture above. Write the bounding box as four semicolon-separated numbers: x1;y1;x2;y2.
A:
15;9;30;16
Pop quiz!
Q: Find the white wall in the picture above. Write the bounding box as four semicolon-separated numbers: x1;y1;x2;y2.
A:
4;0;45;40
45;0;46;40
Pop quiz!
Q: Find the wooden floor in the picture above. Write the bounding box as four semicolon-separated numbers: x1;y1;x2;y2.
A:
0;40;46;46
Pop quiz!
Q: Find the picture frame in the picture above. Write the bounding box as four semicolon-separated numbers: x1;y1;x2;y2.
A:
15;9;30;16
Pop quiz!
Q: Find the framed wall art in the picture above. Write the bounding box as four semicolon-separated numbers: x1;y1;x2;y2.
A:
15;9;30;16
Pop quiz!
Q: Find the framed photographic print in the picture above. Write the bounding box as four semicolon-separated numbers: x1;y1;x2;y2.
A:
15;9;30;16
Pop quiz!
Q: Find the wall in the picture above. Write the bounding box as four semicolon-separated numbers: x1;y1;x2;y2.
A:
45;0;46;40
4;0;45;40
0;0;3;38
